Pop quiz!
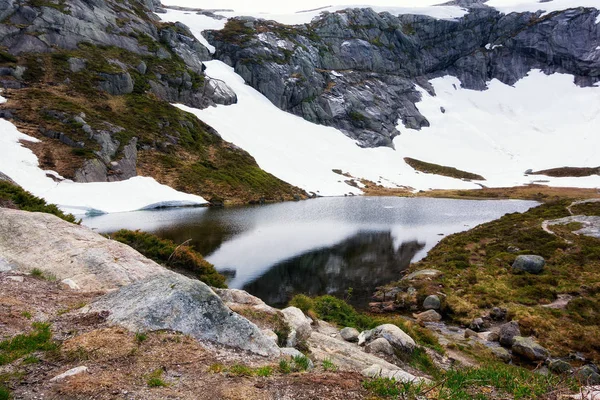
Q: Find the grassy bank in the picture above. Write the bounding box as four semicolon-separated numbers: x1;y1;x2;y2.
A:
386;199;600;361
0;181;76;222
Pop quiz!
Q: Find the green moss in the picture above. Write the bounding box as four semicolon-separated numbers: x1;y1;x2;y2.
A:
0;322;57;366
0;51;17;64
214;19;255;45
404;157;485;181
0;181;76;223
112;229;227;288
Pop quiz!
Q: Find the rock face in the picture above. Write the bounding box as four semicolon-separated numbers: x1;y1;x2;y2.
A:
206;7;600;148
90;274;281;357
0;208;169;291
511;336;550;361
512;255;546;274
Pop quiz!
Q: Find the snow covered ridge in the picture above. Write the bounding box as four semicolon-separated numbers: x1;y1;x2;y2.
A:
160;0;600;24
0;108;207;215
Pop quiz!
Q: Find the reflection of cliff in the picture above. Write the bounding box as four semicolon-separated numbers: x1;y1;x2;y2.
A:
242;231;425;307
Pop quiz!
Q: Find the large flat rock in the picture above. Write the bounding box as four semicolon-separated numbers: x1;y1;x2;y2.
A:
90;274;281;357
0;208;170;291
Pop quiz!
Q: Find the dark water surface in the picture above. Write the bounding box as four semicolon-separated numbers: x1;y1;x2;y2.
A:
81;197;538;306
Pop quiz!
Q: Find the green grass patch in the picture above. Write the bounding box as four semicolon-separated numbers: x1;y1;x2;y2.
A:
396;200;600;361
322;358;338;372
0;322;57;366
112;229;226;288
570;201;600;216
0;181;76;223
0;386;9;400
146;368;167;387
404;157;485;181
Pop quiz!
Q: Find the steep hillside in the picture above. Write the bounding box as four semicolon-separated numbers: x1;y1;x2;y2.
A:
0;0;306;206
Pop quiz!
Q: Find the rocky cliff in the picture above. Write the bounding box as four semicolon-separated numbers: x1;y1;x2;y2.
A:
206;6;600;147
0;0;306;203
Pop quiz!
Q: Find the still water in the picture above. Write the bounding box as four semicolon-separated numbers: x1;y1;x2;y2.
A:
81;197;538;306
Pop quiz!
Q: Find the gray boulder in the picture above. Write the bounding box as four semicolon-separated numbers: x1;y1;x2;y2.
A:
68;57;86;73
469;317;487;332
423;295;441;310
576;365;600;385
492;347;512;363
499;321;521;347
340;327;360;342
415;309;442;323
548;359;572;374
281;306;312;348
360;324;415;354
490;307;507;321
98;72;134;96
90;274;280;357
512;255;545;274
511;336;550;361
365;338;394;356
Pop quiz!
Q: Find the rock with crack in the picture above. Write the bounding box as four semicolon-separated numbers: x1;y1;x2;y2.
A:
281;306;312;348
358;324;416;354
89;274;281;357
511;336;550;362
361;364;430;384
0;208;170;291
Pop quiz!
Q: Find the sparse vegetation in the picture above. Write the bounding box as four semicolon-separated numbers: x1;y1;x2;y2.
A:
290;294;442;353
278;359;291;374
0;181;76;223
134;332;147;344
146;368;167;387
396;200;600;361
322;358;337;372
404;157;485;181
112;229;227;288
532;166;600;178
0;322;57;366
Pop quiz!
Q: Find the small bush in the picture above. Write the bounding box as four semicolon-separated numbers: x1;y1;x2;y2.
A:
0;386;9;400
135;332;147;344
228;364;254;377
291;355;310;371
146;369;167;387
255;366;273;377
278;359;291;374
0;181;76;223
362;378;400;397
207;363;224;373
322;358;337;372
0;322;57;365
112;230;226;288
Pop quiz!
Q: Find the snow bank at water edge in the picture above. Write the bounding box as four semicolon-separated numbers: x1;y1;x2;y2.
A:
0;118;207;215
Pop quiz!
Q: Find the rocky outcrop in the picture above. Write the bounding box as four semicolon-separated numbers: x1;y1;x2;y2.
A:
512;255;546;274
89;274;281;357
511;336;550;361
206;7;600;147
0;208;170;290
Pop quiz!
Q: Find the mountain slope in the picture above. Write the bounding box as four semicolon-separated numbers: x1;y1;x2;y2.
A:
159;1;600;195
0;0;306;211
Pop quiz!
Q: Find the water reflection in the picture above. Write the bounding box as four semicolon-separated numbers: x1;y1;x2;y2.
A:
81;197;539;305
243;231;425;307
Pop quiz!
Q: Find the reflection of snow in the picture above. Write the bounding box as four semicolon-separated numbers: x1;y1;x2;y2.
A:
207;222;360;288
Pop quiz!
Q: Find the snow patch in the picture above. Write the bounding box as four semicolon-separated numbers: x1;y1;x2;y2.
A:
0;119;207;214
159;9;226;53
395;70;600;188
486;0;600;16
